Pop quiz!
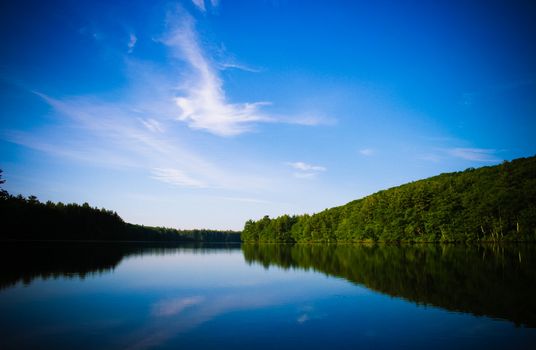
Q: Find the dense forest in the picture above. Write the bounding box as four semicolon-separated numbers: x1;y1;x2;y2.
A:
0;171;240;242
242;155;536;242
243;243;536;327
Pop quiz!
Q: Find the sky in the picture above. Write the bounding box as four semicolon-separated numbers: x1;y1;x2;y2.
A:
1;0;535;230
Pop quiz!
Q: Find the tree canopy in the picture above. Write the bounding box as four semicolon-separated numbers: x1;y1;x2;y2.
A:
242;155;536;242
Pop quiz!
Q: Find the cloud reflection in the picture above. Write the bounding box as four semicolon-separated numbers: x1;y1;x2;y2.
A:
127;291;284;349
152;296;204;317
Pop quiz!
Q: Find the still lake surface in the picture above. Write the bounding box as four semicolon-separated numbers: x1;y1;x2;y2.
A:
0;242;535;349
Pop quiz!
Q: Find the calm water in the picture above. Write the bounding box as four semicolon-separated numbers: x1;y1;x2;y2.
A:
0;243;535;349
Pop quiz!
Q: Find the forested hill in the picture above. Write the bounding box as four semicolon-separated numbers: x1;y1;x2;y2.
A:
242;155;536;242
0;178;240;242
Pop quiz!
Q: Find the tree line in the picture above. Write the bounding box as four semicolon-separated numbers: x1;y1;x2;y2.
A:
242;155;536;242
0;170;240;242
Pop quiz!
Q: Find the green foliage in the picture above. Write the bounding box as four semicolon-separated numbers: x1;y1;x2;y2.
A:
125;224;241;242
0;172;240;242
242;155;536;242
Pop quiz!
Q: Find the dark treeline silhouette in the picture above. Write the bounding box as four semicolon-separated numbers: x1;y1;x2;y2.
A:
124;224;241;242
242;243;536;327
0;171;240;242
242;155;536;242
0;242;240;290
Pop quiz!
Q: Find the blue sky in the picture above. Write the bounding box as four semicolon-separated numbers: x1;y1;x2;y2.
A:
1;0;535;230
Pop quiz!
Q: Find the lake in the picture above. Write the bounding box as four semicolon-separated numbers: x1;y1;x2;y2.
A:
0;242;535;349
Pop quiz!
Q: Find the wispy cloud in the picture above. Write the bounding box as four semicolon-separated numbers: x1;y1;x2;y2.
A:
191;0;206;12
3;6;329;199
359;148;375;156
283;113;336;126
419;147;501;163
287;161;326;179
446;148;499;162
292;172;316;179
20;92;270;191
218;62;261;73
161;14;274;136
127;33;137;53
287;162;326;172
151;168;207;188
3;129;137;169
139;118;164;133
191;0;220;12
159;11;330;136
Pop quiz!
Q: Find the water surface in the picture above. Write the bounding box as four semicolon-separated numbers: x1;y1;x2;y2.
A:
0;242;535;349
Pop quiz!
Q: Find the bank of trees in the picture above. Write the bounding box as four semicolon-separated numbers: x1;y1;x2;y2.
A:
242;155;536;242
0;172;240;242
125;224;241;242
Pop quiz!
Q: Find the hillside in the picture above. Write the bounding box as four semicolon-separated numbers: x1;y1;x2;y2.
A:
242;155;536;242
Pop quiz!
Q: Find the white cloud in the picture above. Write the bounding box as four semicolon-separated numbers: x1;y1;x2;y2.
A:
3;129;137;169
418;147;501;163
283;113;336;126
287;162;326;172
293;172;317;179
151;168;207;188
26;92;270;191
160;12;331;136
446;148;499;162
5;9;331;197
287;162;326;179
140;118;164;133
162;15;274;136
127;33;137;53
359;148;375;156
191;0;220;12
218;61;262;73
191;0;206;12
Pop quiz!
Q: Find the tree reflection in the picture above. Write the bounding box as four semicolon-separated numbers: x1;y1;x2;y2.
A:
242;243;536;327
0;242;239;290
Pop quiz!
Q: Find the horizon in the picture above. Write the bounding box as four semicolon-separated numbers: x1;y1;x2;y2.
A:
1;0;535;230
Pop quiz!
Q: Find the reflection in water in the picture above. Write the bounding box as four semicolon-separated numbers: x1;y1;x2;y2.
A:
1;242;536;349
0;242;239;290
130;291;287;350
152;296;205;317
2;242;536;331
242;243;536;327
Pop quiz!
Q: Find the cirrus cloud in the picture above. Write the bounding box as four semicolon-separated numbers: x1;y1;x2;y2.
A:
161;14;273;136
287;161;326;179
446;148;499;162
160;11;330;136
